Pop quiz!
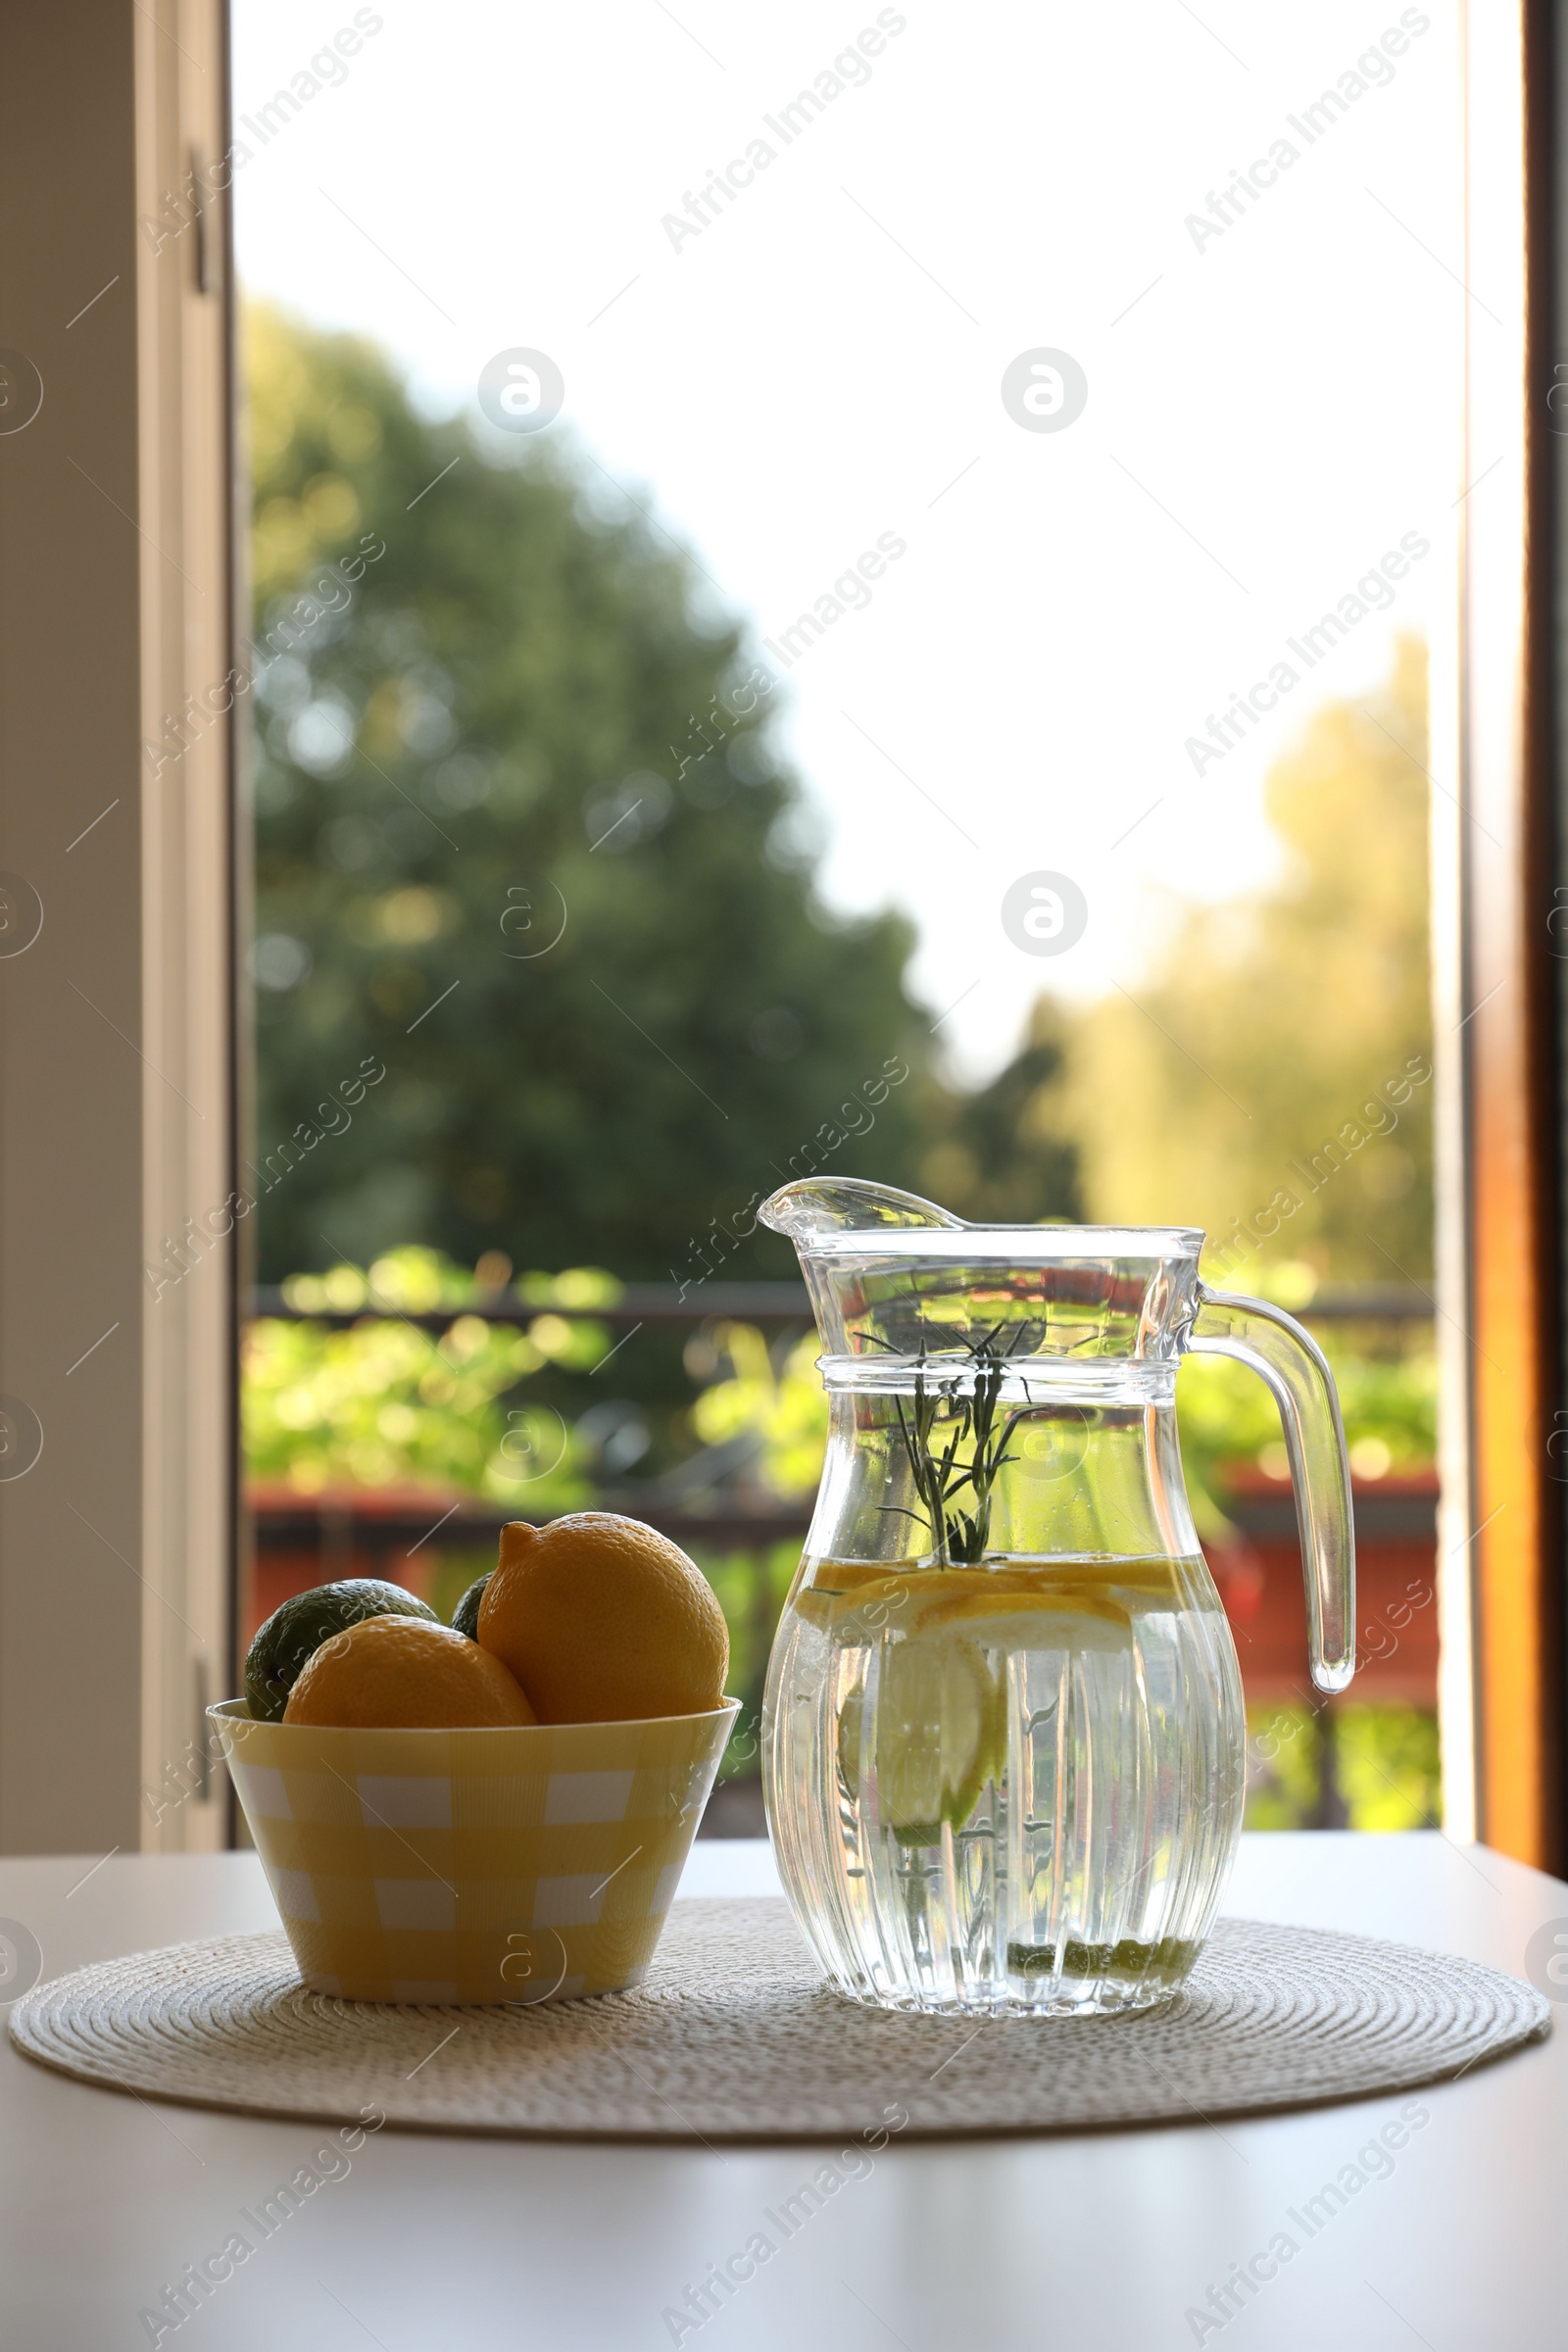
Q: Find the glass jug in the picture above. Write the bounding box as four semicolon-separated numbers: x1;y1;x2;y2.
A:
759;1179;1355;2017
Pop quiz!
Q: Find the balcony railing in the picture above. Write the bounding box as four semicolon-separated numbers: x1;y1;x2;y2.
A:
243;1284;1441;1720
251;1281;1438;1329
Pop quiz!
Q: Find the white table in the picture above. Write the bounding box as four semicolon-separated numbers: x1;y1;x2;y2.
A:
0;1835;1563;2348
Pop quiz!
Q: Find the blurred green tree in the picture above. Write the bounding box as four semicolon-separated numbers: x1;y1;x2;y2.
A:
969;640;1432;1286
243;306;933;1285
916;1000;1083;1224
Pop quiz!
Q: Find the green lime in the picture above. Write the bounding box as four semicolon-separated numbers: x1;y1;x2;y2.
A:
245;1579;437;1722
450;1571;491;1641
838;1633;1004;1846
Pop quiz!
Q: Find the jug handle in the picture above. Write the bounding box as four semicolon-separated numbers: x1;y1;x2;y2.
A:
1188;1285;1356;1693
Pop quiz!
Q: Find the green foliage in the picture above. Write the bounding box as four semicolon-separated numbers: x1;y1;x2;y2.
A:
917;1005;1082;1223
974;642;1433;1285
690;1541;801;1777
684;1315;1437;1536
246;307;931;1283
278;1245;621;1320
242;1248;600;1504
1335;1706;1442;1828
1246;1704;1440;1830
1244;1705;1327;1829
425;1546;499;1628
689;1325;827;1494
1176;1331;1437;1539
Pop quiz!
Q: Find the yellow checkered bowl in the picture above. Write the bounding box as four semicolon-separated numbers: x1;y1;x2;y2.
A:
208;1698;740;2005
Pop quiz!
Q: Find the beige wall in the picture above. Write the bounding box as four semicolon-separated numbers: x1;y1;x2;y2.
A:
0;0;234;1852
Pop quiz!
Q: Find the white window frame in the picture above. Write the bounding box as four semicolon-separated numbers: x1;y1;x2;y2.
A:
0;0;236;1851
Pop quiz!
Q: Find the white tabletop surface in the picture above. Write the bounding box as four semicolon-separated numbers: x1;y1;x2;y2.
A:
0;1833;1563;2349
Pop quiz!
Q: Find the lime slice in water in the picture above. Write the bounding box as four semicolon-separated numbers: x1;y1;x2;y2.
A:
839;1633;1004;1846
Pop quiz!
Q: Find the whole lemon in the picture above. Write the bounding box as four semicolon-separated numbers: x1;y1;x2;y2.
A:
477;1513;729;1724
245;1578;438;1722
283;1613;536;1729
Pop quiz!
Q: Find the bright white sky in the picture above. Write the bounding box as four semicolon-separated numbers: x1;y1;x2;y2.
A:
232;0;1462;1079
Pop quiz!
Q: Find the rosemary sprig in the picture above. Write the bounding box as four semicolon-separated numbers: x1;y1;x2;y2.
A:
877;1324;1036;1566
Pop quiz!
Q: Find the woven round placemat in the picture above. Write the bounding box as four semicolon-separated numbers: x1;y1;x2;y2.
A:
9;1898;1549;2140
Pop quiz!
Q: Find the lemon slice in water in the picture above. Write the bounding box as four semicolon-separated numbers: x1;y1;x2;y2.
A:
839;1633;1004;1846
919;1589;1136;1655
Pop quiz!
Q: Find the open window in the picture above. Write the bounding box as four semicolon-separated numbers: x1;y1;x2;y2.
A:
1;2;1563;1868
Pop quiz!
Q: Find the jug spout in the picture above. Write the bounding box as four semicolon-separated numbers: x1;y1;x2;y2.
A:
760;1182;1205;1371
760;1178;964;1246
